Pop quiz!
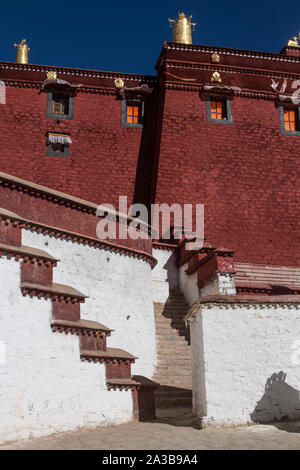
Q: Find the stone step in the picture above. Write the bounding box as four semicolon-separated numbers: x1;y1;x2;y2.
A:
153;291;192;414
156;390;192;397
155;320;189;326
153;373;192;380
155;397;192;408
156;328;189;334
155;408;194;426
156;352;191;358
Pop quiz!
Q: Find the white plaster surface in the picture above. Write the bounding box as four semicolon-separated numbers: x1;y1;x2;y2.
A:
0;229;156;444
152;248;179;302
200;273;236;297
189;303;300;427
0;81;6;104
179;263;199;306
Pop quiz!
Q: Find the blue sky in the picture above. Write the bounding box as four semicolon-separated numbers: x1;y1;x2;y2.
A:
0;0;299;75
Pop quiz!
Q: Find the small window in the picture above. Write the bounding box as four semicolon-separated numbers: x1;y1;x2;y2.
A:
121;100;144;128
46;133;71;157
51;94;69;116
126;105;140;124
210;100;225;120
46;92;74;120
206;96;233;124
280;106;300;135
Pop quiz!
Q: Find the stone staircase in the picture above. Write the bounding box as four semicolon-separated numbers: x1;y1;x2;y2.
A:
153;290;192;414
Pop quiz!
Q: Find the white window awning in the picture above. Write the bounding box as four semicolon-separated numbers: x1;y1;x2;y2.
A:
47;134;72;145
41;78;83;91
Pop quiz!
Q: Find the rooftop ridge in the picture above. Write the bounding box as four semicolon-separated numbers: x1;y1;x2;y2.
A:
0;60;157;82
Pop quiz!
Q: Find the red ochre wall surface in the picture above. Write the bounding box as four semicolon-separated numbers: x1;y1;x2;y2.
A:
0;65;157;209
153;89;300;266
0;41;299;267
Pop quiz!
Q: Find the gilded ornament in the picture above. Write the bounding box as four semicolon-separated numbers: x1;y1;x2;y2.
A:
14;39;30;64
168;12;196;45
211;53;220;63
287;33;300;47
47;71;57;79
114;78;124;89
211;71;222;83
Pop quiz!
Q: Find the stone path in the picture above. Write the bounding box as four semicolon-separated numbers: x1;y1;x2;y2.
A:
1;409;300;450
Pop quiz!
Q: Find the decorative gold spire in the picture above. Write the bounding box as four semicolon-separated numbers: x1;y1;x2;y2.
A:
287;33;300;48
168;12;196;45
14;39;30;64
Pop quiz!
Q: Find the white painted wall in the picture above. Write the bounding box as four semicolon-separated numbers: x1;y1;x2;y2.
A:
0;81;5;104
189;302;300;427
199;273;236;297
179;263;199;306
0;229;156;444
179;264;236;306
152;248;179;303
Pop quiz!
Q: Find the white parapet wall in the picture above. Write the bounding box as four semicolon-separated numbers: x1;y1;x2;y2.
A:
152;248;179;303
188;300;300;427
0;229;156;444
179;263;199;306
179;263;236;306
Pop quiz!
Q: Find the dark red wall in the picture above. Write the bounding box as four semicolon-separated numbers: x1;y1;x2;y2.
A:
0;41;300;267
153;89;300;266
0;67;157;208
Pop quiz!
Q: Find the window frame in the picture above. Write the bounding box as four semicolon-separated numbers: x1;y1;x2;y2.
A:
279;105;300;136
45;134;70;158
46;92;74;120
206;95;233;125
121;99;144;128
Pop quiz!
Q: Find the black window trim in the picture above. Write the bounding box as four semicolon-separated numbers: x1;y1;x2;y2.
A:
279;104;300;136
121;99;145;128
206;95;233;125
46;92;74;120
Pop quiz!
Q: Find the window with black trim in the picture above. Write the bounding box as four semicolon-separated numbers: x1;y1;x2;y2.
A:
206;96;233;124
279;105;300;135
46;133;71;157
121;100;144;128
46;92;74;120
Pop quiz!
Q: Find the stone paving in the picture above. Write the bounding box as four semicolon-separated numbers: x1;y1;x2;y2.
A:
1;409;300;450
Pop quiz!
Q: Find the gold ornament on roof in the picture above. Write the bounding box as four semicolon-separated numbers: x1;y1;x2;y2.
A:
287;33;300;47
211;71;222;83
114;78;124;89
47;71;57;79
211;53;220;63
168;12;196;45
14;39;30;64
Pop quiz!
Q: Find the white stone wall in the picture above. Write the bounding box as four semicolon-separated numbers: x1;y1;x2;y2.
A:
179;263;199;306
0;229;156;444
0;81;5;104
179;264;236;306
199;273;236;297
152;248;179;302
189;302;300;427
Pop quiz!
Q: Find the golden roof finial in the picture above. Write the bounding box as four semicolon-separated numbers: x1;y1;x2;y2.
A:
14;39;30;64
168;12;196;45
287;32;300;47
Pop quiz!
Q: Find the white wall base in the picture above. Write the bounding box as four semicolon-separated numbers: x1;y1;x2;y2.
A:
0;229;157;444
189;302;300;427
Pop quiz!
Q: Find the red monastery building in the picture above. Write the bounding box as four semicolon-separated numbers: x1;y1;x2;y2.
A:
0;14;300;441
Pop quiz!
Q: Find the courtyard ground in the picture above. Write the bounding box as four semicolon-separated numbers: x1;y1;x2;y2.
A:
1;409;300;450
